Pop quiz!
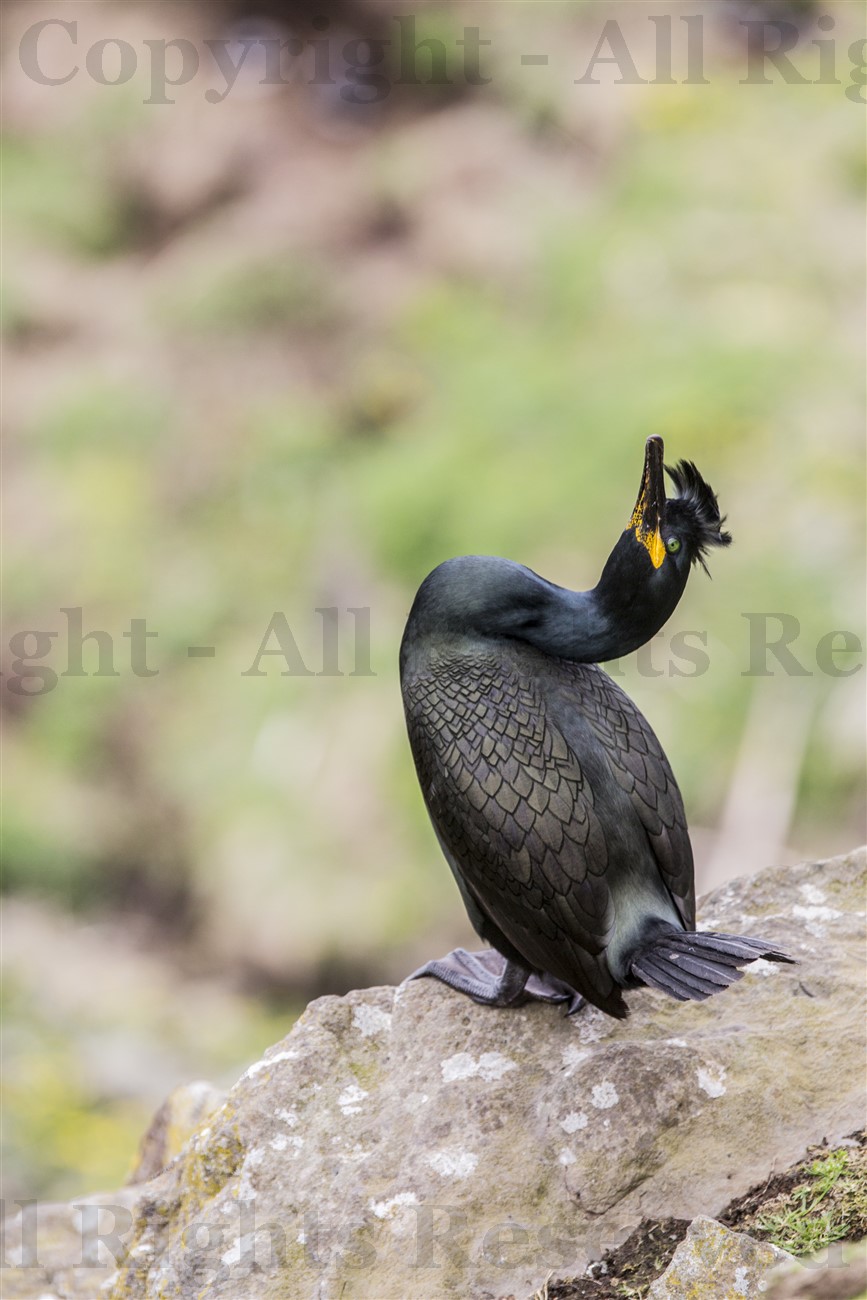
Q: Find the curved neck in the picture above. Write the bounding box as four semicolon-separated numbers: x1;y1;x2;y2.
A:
401;542;688;671
500;539;686;664
513;584;656;664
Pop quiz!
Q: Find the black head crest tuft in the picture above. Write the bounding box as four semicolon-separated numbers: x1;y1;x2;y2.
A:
665;459;732;574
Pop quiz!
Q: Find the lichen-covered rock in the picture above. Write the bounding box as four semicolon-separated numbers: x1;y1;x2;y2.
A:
128;1081;227;1185
2;849;864;1300
646;1216;792;1298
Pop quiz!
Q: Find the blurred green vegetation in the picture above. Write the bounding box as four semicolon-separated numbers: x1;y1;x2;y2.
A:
2;0;864;1200
158;254;339;336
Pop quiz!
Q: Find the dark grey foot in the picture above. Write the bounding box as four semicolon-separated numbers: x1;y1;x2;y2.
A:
525;971;586;1016
408;948;584;1015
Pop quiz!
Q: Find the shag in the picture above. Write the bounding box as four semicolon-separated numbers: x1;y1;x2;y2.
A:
400;437;793;1019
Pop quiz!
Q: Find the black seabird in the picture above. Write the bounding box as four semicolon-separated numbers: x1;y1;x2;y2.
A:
400;437;792;1018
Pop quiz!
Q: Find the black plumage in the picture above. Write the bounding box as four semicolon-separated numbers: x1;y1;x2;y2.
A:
400;437;792;1019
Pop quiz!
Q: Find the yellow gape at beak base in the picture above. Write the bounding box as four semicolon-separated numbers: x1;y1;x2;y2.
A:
629;501;666;569
642;528;666;569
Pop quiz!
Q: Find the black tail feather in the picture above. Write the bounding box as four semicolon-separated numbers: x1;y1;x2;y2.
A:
669;952;737;987
635;951;731;1000
630;923;795;1004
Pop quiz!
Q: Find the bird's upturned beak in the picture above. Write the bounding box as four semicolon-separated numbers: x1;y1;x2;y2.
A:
628;436;666;569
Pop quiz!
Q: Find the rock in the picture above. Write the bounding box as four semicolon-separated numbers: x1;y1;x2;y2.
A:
2;848;864;1300
128;1081;227;1185
0;1189;144;1300
646;1216;792;1298
765;1238;867;1299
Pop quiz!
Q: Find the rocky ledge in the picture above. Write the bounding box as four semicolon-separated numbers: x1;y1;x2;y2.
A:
4;848;865;1300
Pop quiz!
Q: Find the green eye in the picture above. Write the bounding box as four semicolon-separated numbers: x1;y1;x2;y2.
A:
666;537;682;555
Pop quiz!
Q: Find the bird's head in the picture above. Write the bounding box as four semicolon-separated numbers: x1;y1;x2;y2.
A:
593;436;732;648
622;435;731;574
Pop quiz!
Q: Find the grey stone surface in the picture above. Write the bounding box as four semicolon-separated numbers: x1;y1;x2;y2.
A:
1;1189;145;1300
765;1238;867;1300
646;1215;792;1298
3;848;864;1300
128;1080;227;1186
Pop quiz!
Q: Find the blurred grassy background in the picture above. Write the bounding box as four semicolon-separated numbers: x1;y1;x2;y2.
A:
2;0;864;1200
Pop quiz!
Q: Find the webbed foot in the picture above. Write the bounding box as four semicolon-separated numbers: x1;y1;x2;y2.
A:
525;970;586;1016
408;948;584;1015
